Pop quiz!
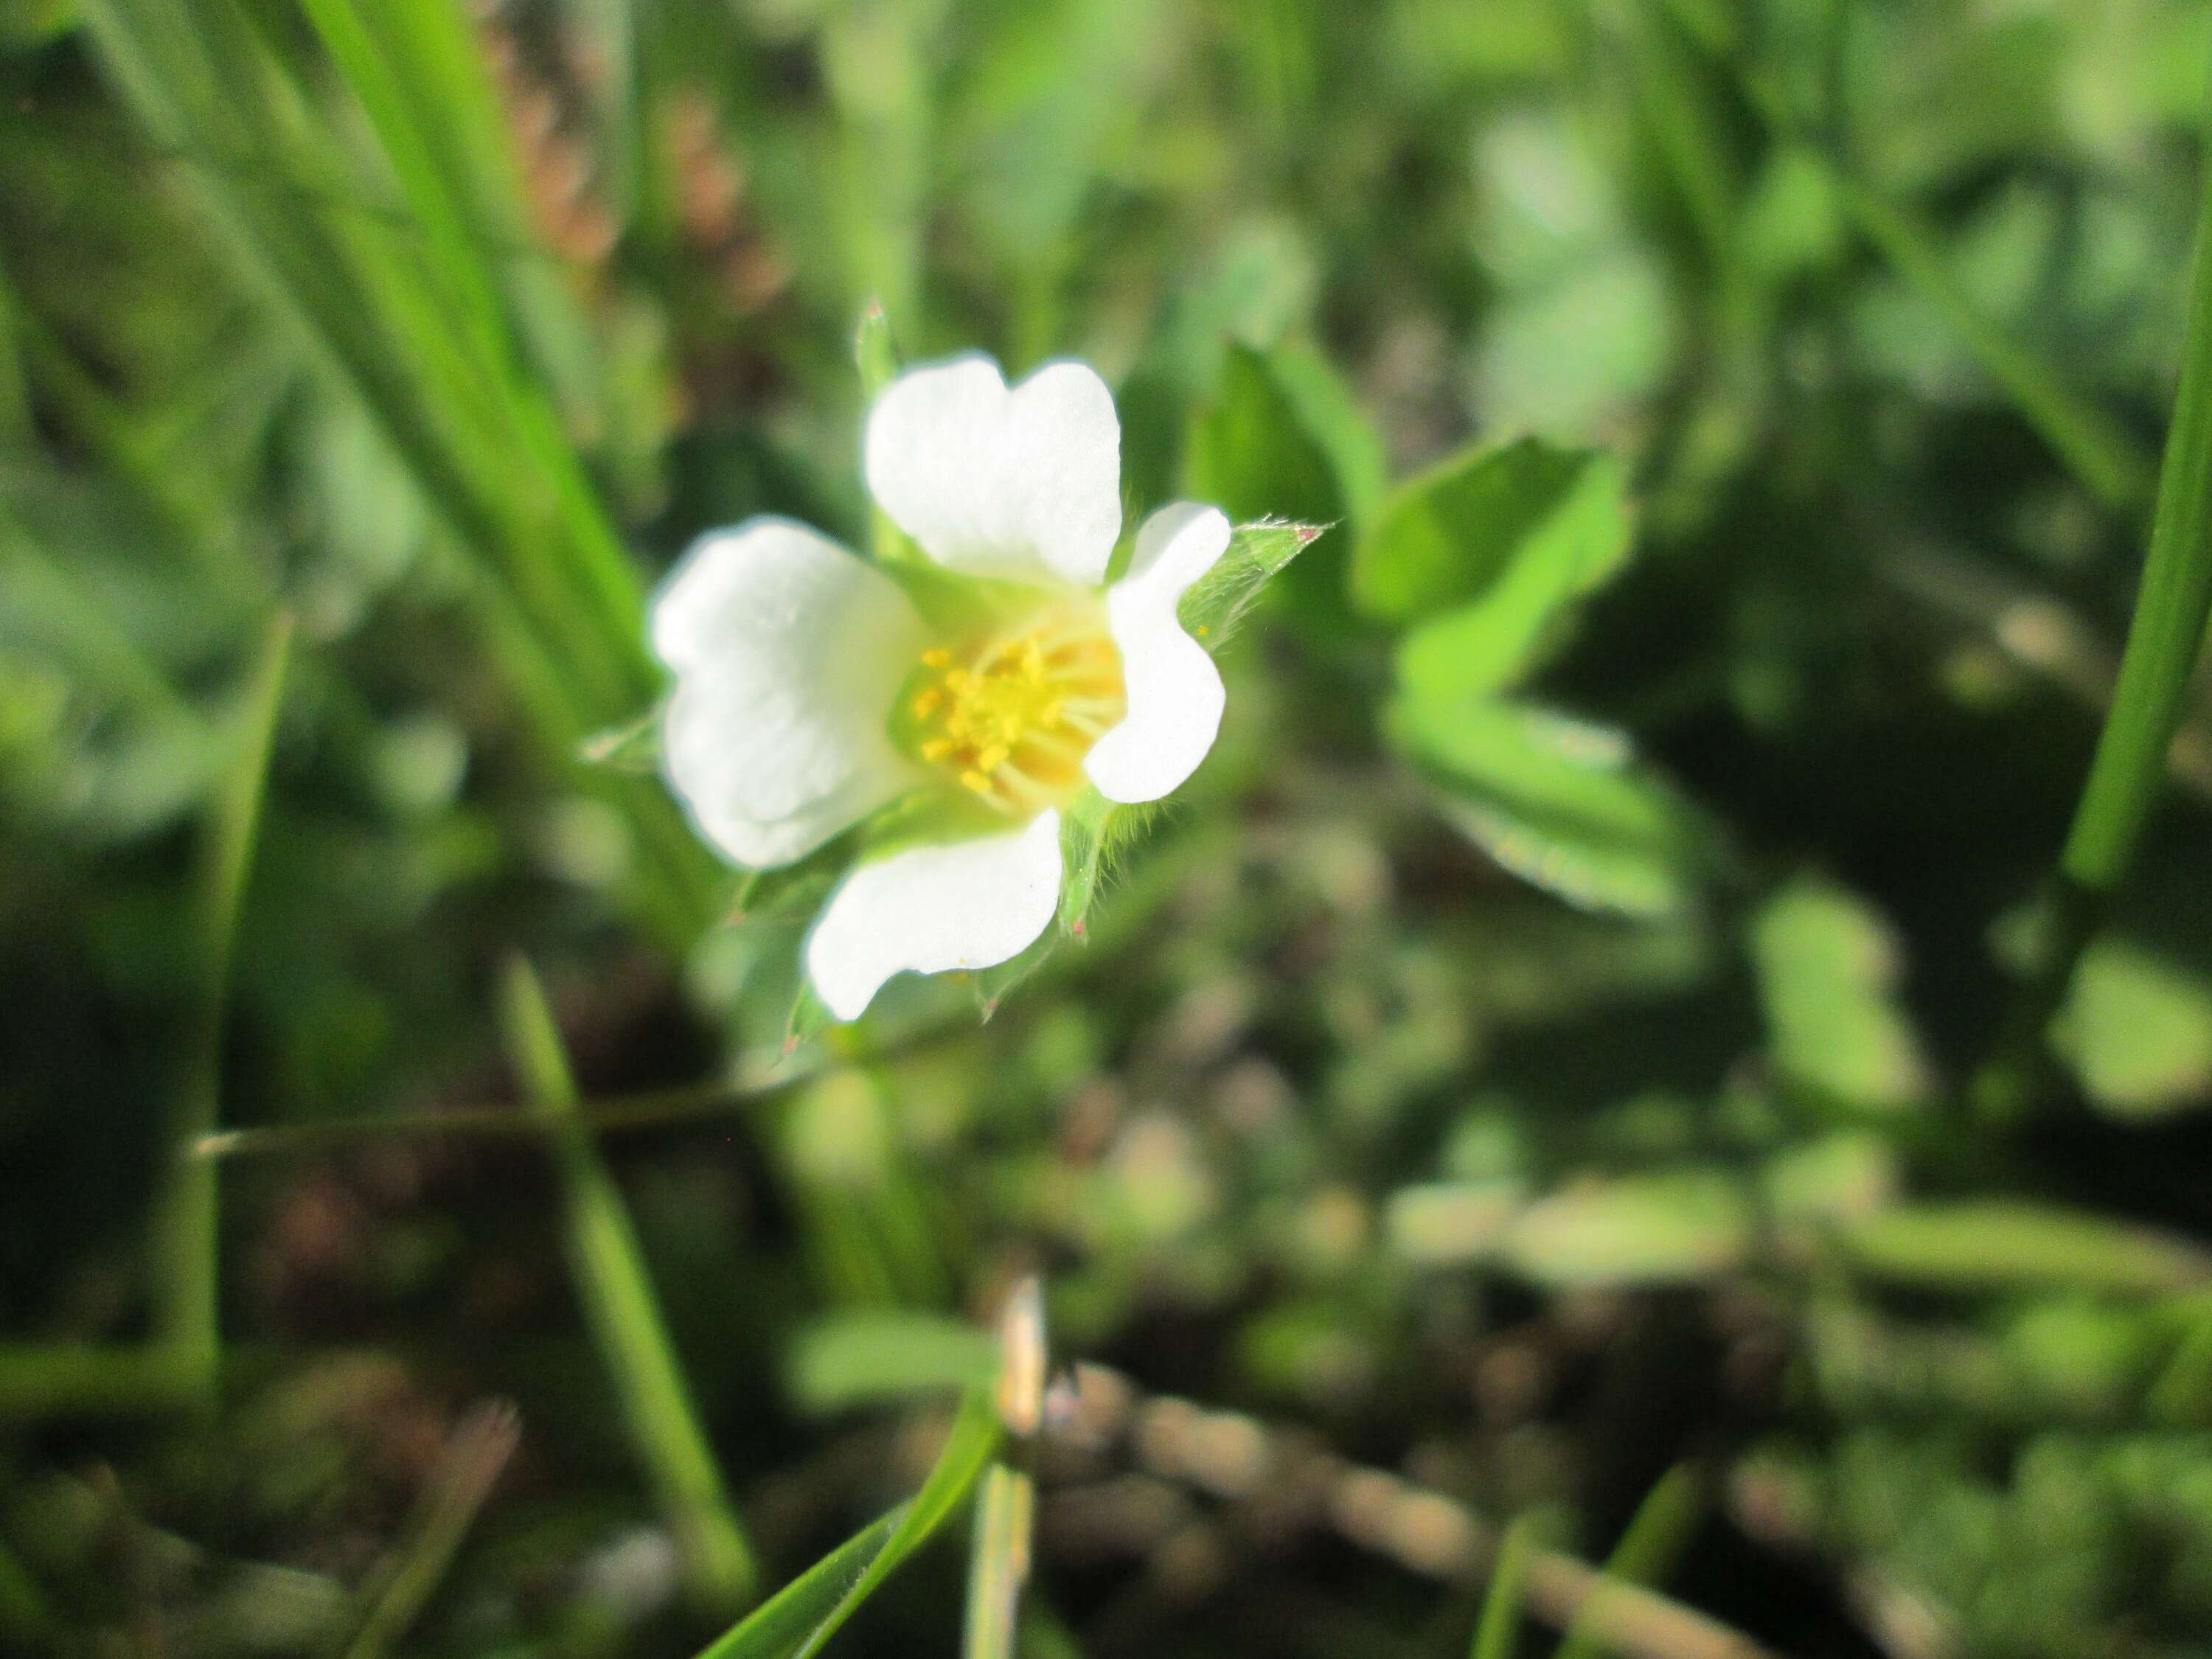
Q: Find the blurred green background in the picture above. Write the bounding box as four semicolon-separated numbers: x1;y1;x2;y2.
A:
8;0;2212;1654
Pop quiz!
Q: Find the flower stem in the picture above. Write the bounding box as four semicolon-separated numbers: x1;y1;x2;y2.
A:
497;956;760;1613
1972;114;2212;1121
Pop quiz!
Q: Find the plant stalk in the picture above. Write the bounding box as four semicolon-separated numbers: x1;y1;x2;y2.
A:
1973;109;2212;1119
152;608;293;1391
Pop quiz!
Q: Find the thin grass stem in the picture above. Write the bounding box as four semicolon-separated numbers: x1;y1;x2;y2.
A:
336;1400;522;1659
497;956;759;1613
1555;1466;1703;1659
1467;1517;1531;1659
151;608;292;1393
1973;97;2212;1119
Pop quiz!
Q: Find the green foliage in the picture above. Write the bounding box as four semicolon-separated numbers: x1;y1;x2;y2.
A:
1752;880;1931;1113
786;1311;998;1416
10;1;2212;1655
1394;699;1707;919
1357;428;1697;919
694;1387;1001;1659
1840;1202;2212;1296
1352;439;1623;629
2053;939;2212;1119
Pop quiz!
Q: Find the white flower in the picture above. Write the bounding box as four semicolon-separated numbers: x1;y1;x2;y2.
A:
651;354;1234;1021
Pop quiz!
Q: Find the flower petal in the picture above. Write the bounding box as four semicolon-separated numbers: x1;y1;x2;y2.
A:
864;355;1121;587
1084;503;1232;804
804;809;1064;1020
653;517;926;868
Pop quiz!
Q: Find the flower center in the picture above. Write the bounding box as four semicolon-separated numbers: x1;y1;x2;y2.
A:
903;605;1125;814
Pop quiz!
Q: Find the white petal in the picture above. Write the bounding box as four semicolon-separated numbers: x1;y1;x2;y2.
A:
804;810;1064;1020
864;355;1121;587
1084;503;1231;804
652;518;927;867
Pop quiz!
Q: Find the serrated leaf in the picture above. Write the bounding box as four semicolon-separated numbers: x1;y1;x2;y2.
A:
1386;450;1633;705
1178;518;1324;647
1352;437;1625;625
1396;697;1703;918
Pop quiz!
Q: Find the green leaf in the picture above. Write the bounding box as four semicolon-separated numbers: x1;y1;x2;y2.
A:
1555;1466;1703;1659
1184;342;1380;532
787;1311;1000;1416
1840;1202;2212;1295
1388;453;1634;706
1395;698;1704;919
1352;437;1627;628
1467;1517;1531;1659
1178;519;1324;647
692;1385;1002;1659
2051;939;2212;1121
1750;879;1931;1113
501;959;758;1611
1504;1169;1752;1288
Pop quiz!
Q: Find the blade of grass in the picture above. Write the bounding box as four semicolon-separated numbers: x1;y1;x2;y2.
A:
80;0;721;954
1470;1517;1533;1659
498;956;759;1613
692;1384;1003;1659
335;1400;521;1659
1554;1467;1703;1659
150;607;292;1391
1836;176;2151;515
0;1344;210;1419
1973;88;2212;1119
0;501;197;723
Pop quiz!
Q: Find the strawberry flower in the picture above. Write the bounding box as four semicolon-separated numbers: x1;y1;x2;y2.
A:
650;354;1234;1021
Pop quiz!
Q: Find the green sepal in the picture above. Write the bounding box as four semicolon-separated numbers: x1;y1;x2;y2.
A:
578;703;664;773
1179;518;1327;649
968;925;1064;1021
1056;787;1119;935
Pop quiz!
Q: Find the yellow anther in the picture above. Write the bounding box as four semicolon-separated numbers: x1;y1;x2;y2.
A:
905;604;1127;814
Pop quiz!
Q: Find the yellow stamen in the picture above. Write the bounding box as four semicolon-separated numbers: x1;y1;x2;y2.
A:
901;601;1127;814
